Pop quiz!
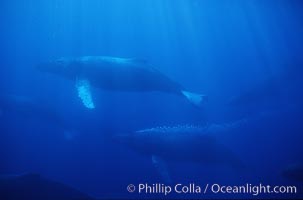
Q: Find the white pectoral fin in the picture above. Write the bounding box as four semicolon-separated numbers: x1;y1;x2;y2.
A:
152;155;172;184
181;90;208;107
76;79;95;109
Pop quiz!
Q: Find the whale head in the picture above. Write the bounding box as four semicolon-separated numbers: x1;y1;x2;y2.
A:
36;58;66;73
36;58;78;78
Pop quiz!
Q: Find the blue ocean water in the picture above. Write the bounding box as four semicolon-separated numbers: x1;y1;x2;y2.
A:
0;0;303;199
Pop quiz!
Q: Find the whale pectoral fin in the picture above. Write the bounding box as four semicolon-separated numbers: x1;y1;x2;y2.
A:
181;90;208;107
76;79;95;109
152;155;172;184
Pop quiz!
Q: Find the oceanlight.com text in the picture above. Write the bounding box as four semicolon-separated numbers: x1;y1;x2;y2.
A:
127;183;297;196
210;183;297;196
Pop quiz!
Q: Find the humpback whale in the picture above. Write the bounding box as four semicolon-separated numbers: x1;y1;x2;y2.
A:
36;56;207;109
0;173;94;200
282;163;303;182
114;124;244;182
228;63;303;115
0;94;75;140
0;94;60;122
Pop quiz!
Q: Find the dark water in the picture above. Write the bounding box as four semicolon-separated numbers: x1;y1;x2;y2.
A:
0;0;303;199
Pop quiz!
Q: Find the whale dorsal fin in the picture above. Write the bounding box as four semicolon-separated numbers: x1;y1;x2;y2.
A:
76;79;95;109
152;155;172;184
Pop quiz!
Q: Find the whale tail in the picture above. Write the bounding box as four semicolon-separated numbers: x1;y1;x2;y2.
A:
181;91;208;107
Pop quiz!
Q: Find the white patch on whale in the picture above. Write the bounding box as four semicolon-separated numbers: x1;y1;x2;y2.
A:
76;79;95;109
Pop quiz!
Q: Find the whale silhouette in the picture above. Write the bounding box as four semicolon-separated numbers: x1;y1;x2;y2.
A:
36;56;207;109
114;123;244;182
0;94;76;140
0;173;94;200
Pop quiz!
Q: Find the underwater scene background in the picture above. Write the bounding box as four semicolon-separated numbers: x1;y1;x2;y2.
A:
0;0;303;199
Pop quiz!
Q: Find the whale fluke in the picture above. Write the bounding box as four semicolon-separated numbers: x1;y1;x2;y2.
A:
181;91;208;107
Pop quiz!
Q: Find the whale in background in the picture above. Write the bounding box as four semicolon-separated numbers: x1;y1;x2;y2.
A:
114;123;244;182
0;94;59;121
282;163;303;182
0;173;94;200
0;94;76;140
228;63;303;115
36;56;207;109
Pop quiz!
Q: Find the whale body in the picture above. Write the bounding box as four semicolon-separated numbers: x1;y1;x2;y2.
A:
0;94;62;124
114;124;244;182
228;63;303;115
282;163;303;182
0;94;75;140
0;173;94;200
36;56;207;109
